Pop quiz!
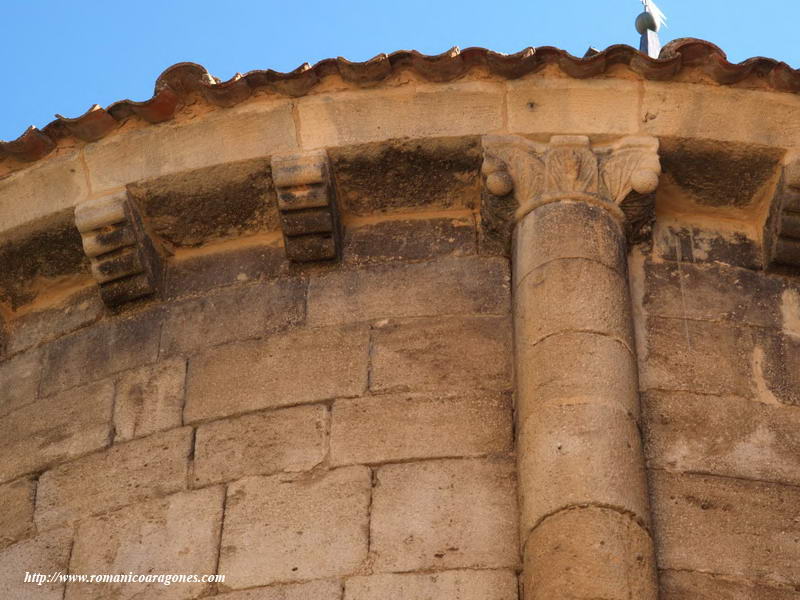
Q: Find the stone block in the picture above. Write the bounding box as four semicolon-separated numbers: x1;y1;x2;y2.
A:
518;403;650;539
193;404;327;486
66;487;224;600
308;256;510;327
84;100;296;191
218;466;371;589
371;458;518;572
642;82;800;147
345;570;519;600
652;221;762;270
6;288;104;356
0;152;87;235
643;260;783;328
113;358;186;442
659;569;799;600
643;391;800;487
330;136;481;216
0;528;72;600
0;380;113;483
640;317;756;397
159;278;306;356
297;82;503;149
0;348;41;418
40;308;163;395
0;477;36;549
214;580;342;600
515;331;639;428
165;241;287;298
523;507;657;600
342;216;477;265
184;325;369;423
650;471;800;587
514;201;626;278
35;427;192;529
515;258;633;347
330;391;512;466
370;316;512;394
508;77;640;136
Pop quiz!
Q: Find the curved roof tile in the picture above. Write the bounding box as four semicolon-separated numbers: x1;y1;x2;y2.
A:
1;39;797;167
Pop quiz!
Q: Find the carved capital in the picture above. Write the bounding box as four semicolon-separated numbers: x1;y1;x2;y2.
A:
74;192;167;307
481;135;661;243
271;150;341;263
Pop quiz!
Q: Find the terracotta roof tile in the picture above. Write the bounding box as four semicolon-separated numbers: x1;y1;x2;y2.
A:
2;39;797;167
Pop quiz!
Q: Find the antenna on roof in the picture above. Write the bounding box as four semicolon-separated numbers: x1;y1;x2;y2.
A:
636;0;667;59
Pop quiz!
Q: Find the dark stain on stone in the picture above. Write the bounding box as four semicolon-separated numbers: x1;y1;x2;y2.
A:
127;158;280;247
0;212;89;310
330;137;481;216
660;138;782;208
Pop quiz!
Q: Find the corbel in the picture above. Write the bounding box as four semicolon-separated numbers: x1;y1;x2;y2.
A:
767;159;800;268
74;191;167;307
271;150;341;262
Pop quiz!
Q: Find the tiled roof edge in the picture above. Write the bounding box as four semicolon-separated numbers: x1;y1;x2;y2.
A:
2;39;797;165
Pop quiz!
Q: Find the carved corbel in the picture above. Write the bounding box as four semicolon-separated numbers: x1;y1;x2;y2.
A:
767;159;800;268
480;135;661;246
74;192;167;307
271;150;341;263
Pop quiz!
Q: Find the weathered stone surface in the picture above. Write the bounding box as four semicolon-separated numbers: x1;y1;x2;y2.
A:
659;569;800;600
113;358;186;442
650;470;800;587
515;201;626;278
165;241;287;298
345;570;519;600
330;137;480;216
128;158;281;248
185;325;369;423
0;348;41;418
0;477;36;549
6;288;104;356
0;380;113;483
41;308;163;395
330;391;512;466
35;427;192;529
515;332;639;428
640;317;755;397
508;77;640;136
66;487;224;600
652;221;762;270
642;83;800;148
643;260;783;328
643;391;800;486
371;458;518;572
524;507;657;600
214;580;342;600
0;528;72;600
160;278;306;356
518;403;650;538
297;83;502;149
308;256;510;327
370;316;512;394
342;216;477;265
85;101;296;192
219;467;371;589
515;258;633;347
0;151;86;234
193;405;327;486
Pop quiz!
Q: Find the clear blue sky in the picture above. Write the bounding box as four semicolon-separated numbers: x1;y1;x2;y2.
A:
3;1;798;142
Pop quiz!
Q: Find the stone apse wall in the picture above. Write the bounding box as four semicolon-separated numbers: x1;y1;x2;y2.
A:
1;42;800;599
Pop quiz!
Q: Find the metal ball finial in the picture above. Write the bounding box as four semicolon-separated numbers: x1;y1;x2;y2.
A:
635;10;659;34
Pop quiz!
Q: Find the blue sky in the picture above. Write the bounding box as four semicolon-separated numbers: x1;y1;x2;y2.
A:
2;0;798;141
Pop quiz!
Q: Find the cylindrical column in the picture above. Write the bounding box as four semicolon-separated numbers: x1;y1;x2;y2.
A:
513;200;657;600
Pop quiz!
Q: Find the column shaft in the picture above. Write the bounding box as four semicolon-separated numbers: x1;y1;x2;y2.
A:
513;200;658;600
